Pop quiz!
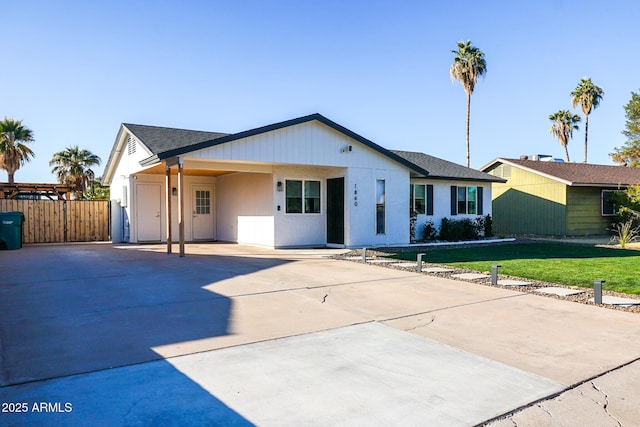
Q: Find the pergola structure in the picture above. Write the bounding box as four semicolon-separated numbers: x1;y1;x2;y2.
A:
0;183;73;200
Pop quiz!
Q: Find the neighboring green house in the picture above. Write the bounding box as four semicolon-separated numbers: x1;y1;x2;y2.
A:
481;157;640;236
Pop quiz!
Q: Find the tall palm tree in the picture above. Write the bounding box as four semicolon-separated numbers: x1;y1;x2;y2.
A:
0;118;35;184
549;110;581;162
450;40;487;168
571;78;604;163
50;146;101;199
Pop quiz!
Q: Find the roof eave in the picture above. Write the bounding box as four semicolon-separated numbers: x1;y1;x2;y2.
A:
488;158;574;186
139;155;161;167
570;182;630;188
416;175;507;183
102;125;128;186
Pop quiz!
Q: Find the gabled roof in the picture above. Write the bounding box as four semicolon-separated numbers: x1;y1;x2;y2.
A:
482;158;640;187
392;150;506;183
133;113;431;176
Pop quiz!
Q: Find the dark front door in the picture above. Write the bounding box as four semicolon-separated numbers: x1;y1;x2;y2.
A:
326;177;345;245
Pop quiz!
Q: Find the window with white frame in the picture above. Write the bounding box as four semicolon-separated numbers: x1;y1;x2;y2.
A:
195;190;211;214
286;180;321;214
601;189;622;216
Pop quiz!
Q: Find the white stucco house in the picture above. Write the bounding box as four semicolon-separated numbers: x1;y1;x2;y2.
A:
102;113;504;250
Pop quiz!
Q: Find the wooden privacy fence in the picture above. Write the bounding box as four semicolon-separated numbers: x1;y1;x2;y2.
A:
0;199;109;244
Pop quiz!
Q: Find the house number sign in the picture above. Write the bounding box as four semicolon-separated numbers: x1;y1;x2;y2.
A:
354;184;358;206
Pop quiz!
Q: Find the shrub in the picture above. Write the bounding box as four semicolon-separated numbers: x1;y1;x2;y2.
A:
609;219;640;248
474;216;485;238
423;220;437;241
483;214;493;237
438;217;483;241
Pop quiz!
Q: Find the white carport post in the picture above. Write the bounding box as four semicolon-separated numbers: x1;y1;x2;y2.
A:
165;163;172;255
178;157;185;257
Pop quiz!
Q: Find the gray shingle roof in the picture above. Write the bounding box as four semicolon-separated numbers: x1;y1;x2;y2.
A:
106;115;504;184
123;123;228;156
391;150;506;182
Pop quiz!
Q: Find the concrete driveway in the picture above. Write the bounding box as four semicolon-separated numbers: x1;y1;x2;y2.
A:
1;243;639;426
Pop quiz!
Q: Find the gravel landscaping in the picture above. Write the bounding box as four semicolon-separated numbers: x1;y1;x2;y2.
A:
334;247;640;314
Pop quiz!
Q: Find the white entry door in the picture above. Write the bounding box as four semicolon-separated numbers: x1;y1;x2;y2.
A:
192;185;215;240
136;183;162;242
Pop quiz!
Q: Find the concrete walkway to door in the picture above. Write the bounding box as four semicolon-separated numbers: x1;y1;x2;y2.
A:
1;242;639;426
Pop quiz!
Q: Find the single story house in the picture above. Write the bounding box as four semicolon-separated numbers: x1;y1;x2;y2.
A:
102;113;504;251
481;157;640;236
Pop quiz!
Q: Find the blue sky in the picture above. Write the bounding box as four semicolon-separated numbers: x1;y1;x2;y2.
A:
4;0;640;183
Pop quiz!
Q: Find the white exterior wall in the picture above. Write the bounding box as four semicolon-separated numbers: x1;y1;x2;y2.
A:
216;172;274;246
109;134;158;243
272;165;344;248
345;167;410;247
411;179;493;240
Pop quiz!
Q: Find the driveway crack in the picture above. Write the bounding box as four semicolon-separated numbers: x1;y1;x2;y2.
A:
537;403;565;426
405;316;435;331
591;382;623;426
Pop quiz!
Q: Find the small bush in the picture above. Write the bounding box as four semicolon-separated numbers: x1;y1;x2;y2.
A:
609;219;640;248
423;220;437;241
439;217;483;241
484;214;493;237
474;216;485;238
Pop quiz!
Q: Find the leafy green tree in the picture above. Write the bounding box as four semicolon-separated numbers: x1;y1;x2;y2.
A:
450;40;487;168
0;118;35;183
571;78;604;163
611;90;640;166
549;110;581;162
49;145;101;199
610;184;640;246
84;179;110;200
612;184;640;223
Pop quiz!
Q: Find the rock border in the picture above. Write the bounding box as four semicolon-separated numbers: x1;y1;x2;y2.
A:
334;248;640;314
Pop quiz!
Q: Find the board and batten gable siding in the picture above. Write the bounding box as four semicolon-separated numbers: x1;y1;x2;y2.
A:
188;121;396;170
487;164;567;235
566;187;611;235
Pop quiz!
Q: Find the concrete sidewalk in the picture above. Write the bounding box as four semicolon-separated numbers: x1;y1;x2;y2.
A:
1;243;639;425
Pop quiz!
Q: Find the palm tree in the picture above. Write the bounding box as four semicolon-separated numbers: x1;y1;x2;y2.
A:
450;40;487;168
549;110;581;162
571;78;604;163
0;118;35;184
50;146;102;199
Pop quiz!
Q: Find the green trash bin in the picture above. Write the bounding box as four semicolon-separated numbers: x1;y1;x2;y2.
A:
0;211;25;250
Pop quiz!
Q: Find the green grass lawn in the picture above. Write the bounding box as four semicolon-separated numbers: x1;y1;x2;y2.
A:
391;243;640;294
